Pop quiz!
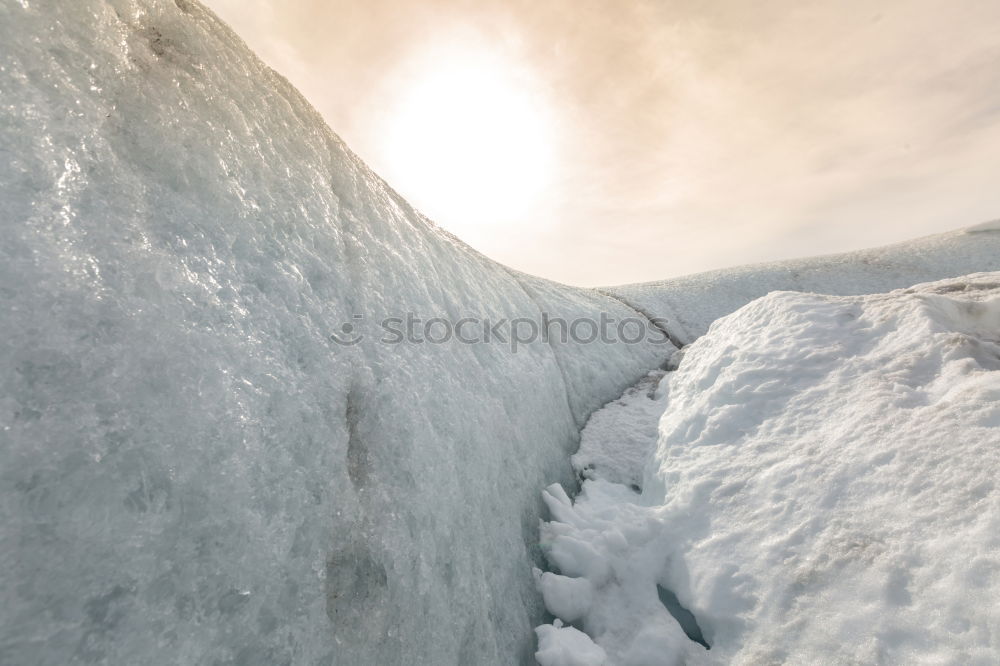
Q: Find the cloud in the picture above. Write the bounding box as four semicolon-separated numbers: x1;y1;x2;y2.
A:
204;0;1000;286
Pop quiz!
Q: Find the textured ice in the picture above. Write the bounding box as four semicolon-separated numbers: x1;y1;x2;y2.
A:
538;273;1000;664
0;2;670;664
606;226;1000;344
5;1;1000;664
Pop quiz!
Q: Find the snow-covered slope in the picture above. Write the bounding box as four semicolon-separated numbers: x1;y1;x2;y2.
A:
606;223;1000;344
0;2;671;664
537;273;1000;665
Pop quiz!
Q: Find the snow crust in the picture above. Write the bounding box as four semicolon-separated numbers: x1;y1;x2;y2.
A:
0;2;669;664
538;273;1000;665
606;227;1000;344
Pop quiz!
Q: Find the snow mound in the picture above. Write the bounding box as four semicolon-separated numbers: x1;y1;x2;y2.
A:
538;273;1000;664
535;620;608;666
607;227;1000;344
0;2;670;664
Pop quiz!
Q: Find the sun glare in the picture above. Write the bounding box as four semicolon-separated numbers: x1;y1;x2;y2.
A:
379;41;555;243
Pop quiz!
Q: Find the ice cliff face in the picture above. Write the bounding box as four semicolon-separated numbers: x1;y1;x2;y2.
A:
0;2;670;664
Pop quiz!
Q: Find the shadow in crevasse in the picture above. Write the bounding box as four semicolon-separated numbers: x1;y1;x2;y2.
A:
657;585;710;650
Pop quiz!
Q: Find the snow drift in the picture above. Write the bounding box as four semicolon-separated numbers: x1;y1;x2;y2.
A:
0;2;670;664
537;273;1000;664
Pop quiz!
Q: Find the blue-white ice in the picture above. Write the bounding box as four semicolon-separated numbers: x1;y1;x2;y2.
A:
0;2;669;664
3;1;1000;665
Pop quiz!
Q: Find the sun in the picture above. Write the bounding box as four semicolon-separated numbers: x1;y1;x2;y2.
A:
378;40;555;244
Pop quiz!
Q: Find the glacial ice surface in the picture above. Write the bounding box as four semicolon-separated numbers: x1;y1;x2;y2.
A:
606;226;1000;343
5;1;1000;664
0;2;670;664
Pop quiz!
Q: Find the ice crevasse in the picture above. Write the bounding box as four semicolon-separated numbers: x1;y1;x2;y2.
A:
3;1;1000;665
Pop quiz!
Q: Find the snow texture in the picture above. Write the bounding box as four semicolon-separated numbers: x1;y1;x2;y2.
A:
535;620;608;666
537;273;1000;665
571;370;670;492
0;2;671;664
606;227;1000;344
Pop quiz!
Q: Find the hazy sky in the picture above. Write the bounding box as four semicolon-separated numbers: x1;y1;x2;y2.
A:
205;0;1000;286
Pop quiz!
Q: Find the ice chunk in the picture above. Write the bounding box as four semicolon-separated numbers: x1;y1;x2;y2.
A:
537;572;594;623
535;620;608;666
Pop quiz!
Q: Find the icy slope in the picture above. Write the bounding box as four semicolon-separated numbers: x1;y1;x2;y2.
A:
0;2;671;664
606;222;1000;344
537;273;1000;665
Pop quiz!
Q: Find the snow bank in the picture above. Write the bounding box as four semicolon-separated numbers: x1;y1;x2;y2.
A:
606;227;1000;344
538;273;1000;664
0;2;670;664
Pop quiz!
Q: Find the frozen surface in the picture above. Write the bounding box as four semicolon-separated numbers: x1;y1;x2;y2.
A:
0;2;670;664
538;273;1000;664
535;620;608;666
571;370;670;491
606;226;1000;343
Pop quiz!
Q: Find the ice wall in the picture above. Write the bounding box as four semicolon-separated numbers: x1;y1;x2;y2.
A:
606;222;1000;343
0;2;670;664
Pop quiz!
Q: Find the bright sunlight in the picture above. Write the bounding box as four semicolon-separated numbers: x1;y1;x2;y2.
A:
378;40;555;242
